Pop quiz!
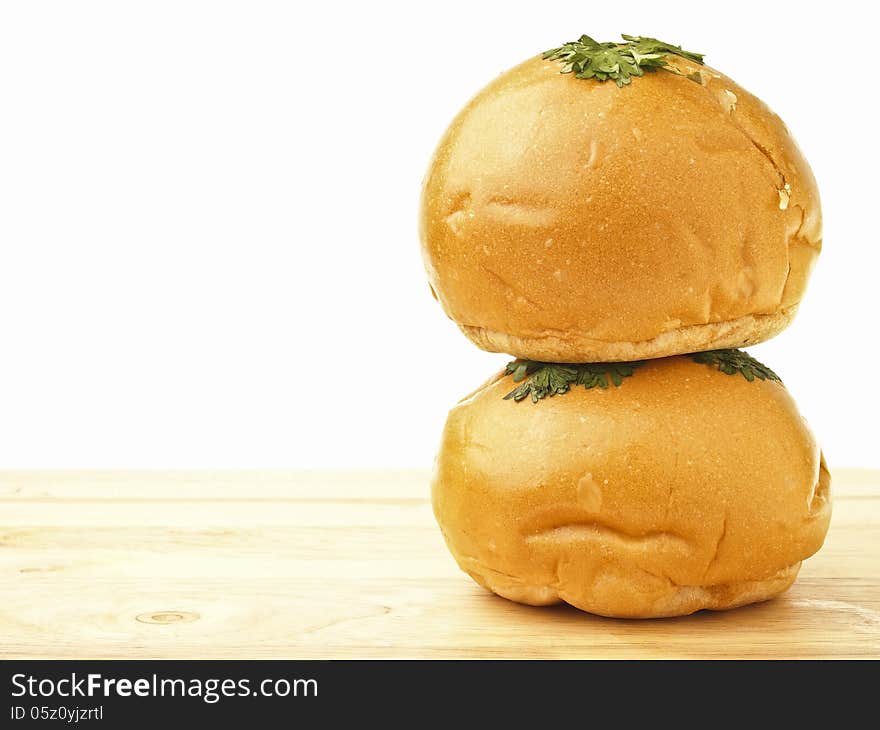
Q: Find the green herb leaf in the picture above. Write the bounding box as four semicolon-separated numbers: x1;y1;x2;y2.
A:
690;349;781;383
503;360;640;403
543;34;704;87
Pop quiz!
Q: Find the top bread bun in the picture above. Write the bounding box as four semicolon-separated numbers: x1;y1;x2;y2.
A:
420;49;821;362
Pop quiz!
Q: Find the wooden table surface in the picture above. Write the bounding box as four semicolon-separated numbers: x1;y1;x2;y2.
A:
1;469;878;659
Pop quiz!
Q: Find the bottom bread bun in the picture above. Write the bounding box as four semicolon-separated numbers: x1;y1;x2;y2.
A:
431;352;831;618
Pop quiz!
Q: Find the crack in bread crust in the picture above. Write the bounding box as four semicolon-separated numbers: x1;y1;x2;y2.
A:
460;307;797;362
525;522;690;548
460;553;801;619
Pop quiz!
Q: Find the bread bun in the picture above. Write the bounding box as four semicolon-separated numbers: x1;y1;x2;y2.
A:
432;353;831;617
420;54;821;362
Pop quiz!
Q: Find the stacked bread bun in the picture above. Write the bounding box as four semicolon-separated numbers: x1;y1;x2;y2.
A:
420;35;830;618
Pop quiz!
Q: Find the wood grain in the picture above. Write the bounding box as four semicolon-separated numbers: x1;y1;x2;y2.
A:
1;470;878;659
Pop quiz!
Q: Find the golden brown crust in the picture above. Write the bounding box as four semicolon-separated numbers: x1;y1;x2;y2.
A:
420;56;821;361
431;356;831;618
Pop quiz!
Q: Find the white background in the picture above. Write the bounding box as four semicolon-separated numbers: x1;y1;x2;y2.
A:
0;1;877;468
